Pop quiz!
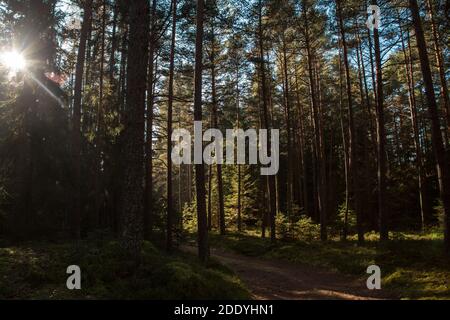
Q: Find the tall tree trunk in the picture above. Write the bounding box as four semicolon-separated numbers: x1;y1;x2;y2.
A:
194;0;209;262
209;20;226;235
398;13;426;230
425;0;450;141
236;65;242;232
166;0;177;252
144;0;157;240
295;68;309;216
109;0;118;83
207;164;213;230
282;37;294;224
337;50;350;241
302;1;327;240
409;0;450;254
372;0;388;241
336;0;363;243
120;0;150;260
72;0;93;240
258;0;277;242
94;0;107;228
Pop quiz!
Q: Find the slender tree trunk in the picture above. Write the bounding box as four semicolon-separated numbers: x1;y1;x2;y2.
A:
425;0;450;141
72;0;93;240
372;0;388;241
94;0;107;228
194;0;209;262
144;0;157;240
336;0;363;242
282;37;294;223
207;164;213;230
398;14;426;230
236;66;242;232
337;51;350;241
209;21;226;235
109;1;118;83
166;0;177;252
258;0;277;242
410;0;450;254
302;1;327;240
295;69;308;215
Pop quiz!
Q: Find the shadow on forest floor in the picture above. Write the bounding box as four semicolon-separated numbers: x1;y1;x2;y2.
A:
206;231;450;300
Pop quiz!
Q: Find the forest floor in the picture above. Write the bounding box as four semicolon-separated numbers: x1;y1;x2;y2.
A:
0;239;250;299
183;245;390;300
196;231;450;300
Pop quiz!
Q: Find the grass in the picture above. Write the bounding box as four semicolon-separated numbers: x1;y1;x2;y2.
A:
208;231;450;300
0;239;250;300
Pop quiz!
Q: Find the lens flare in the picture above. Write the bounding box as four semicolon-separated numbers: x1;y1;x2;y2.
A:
0;51;26;72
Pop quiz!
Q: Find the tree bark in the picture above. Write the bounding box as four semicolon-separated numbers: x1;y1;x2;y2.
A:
258;0;277;243
72;0;93;240
410;0;450;254
144;0;158;240
372;0;388;241
194;0;209;263
120;0;150;260
166;0;177;252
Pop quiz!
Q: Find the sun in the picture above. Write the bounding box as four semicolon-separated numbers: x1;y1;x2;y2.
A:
0;50;27;72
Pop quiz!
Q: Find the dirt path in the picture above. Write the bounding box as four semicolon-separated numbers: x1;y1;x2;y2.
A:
184;246;392;300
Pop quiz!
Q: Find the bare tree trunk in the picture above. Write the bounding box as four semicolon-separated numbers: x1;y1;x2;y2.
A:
398;13;426;230
144;0;157;240
72;0;93;240
209;20;226;235
425;0;450;142
294;68;309;215
282;37;294;224
194;0;209;262
336;0;363;243
337;50;350;241
258;0;277;242
166;0;177;252
372;0;388;241
236;66;242;232
207;164;213;230
302;1;327;240
410;0;450;254
120;0;149;260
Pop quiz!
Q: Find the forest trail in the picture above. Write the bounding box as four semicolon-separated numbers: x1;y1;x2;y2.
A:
183;246;392;300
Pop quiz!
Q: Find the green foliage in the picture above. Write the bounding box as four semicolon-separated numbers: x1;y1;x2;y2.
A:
295;216;321;241
336;202;357;233
0;240;250;300
182;202;197;234
209;232;450;300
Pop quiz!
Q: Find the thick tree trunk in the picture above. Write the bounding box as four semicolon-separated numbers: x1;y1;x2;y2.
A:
120;0;149;260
